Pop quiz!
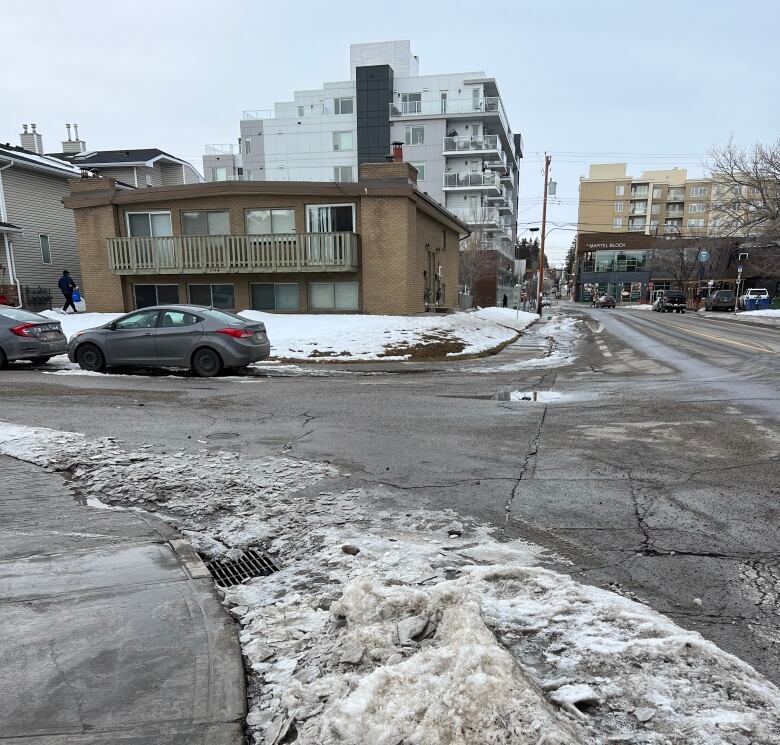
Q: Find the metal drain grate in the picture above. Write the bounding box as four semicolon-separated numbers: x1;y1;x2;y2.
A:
203;549;279;587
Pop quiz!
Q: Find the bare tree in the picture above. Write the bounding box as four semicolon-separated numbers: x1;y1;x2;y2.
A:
708;137;780;240
458;202;510;301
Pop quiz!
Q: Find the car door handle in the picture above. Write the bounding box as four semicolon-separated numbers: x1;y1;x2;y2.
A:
142;332;153;336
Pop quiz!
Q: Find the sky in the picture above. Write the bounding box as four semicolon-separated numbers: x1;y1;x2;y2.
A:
2;0;778;264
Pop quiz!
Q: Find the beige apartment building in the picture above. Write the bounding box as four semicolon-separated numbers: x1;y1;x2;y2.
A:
63;161;466;316
578;163;712;239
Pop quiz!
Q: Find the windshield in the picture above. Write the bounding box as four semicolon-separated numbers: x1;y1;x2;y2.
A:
0;308;46;322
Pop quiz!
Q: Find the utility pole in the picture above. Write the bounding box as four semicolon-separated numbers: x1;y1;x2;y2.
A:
537;153;552;315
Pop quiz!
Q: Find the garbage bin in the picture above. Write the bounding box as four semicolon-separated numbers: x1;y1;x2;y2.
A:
757;297;770;310
745;298;758;311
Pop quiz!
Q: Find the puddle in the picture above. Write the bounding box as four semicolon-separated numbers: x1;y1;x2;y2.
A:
205;432;240;440
496;390;570;403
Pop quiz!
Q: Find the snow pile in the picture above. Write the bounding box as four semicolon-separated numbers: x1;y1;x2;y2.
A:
39;310;122;339
740;308;780;318
623;304;654;311
239;309;531;361
471;306;540;333
2;421;780;745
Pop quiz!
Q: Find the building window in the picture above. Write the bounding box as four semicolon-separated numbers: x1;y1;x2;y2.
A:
306;204;355;233
297;106;304;117
188;284;235;310
400;93;422;114
405;126;424;145
613;217;623;228
245;209;295;234
651;203;661;214
411;161;425;180
690;186;708;197
145;173;153;187
244;138;251;155
615;185;625;196
689;202;707;213
614;201;623;212
333;166;354;182
251;283;299;311
181;211;230;236
687;218;706;228
126;211;172;237
309;282;359;311
332;131;354;151
213;167;228;181
334;97;354;115
39;234;51;264
652;186;662;199
134;284;180;308
649;219;659;232
630;184;648;198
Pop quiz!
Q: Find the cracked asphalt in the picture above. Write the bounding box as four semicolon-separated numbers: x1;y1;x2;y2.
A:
1;303;778;683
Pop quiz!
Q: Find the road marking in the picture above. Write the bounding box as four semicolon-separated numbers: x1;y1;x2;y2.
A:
639;316;776;353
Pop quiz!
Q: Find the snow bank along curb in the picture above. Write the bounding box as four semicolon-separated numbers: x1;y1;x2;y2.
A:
2;423;779;745
41;308;539;364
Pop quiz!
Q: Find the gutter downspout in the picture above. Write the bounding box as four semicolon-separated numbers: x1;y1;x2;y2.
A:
0;161;22;307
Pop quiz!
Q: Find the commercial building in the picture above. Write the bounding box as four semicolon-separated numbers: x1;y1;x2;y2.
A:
203;40;522;286
64;161;467;315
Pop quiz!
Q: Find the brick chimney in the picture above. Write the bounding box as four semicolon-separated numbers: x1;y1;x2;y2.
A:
61;123;87;154
358;161;418;186
19;123;44;154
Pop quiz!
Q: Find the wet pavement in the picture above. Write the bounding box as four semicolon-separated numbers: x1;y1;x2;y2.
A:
0;457;245;744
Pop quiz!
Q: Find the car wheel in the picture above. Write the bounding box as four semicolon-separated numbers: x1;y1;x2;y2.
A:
29;356;51;365
76;343;106;372
0;348;7;370
192;347;223;378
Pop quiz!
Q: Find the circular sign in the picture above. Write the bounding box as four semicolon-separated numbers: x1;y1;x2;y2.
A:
698;250;710;262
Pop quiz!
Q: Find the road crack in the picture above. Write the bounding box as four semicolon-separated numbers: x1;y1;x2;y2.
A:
504;405;548;525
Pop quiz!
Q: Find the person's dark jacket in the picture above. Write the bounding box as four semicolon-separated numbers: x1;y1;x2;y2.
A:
58;275;75;295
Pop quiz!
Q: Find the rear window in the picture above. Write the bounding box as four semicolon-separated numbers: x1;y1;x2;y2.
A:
717;291;735;298
0;308;46;322
666;292;686;299
203;308;250;325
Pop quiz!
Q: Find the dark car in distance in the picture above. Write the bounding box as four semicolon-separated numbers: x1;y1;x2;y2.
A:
652;290;688;313
598;295;616;308
68;305;271;377
705;290;736;312
0;307;67;368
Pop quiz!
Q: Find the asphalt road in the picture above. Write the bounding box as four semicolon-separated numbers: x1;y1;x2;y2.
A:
1;304;778;683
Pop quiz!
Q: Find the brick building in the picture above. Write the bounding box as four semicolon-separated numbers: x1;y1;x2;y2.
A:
64;162;467;315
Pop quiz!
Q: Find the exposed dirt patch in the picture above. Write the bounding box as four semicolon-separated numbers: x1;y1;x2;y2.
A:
308;350;353;358
380;333;467;361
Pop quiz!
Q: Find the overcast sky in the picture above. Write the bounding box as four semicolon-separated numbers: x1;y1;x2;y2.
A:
2;0;777;263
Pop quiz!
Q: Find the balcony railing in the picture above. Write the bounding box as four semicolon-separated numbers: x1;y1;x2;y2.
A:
443;172;499;189
446;206;501;226
204;144;239;155
390;96;505;118
108;233;359;275
442;135;500;155
667;192;685;202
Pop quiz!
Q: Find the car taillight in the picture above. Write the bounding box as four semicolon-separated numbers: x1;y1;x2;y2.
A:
216;327;255;338
10;322;40;337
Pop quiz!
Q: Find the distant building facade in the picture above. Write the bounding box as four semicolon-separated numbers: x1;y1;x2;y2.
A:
203;40;522;276
65;161;466;315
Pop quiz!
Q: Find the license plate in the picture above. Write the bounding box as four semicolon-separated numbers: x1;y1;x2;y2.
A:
254;332;265;342
41;331;62;341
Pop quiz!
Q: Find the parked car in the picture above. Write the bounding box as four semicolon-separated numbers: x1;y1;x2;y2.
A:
541;295;552;307
652;290;688;313
704;290;736;312
738;287;769;309
68;305;271;377
0;307;67;368
598;294;616;308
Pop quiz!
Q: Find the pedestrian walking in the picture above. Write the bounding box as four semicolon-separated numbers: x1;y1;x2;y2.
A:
58;270;78;313
502;293;508;308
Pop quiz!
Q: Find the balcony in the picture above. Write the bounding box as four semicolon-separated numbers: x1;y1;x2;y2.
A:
446;206;501;228
442;135;501;158
108;233;359;275
665;207;684;217
443;172;500;193
667;192;685;202
204;144;239;155
487;186;512;213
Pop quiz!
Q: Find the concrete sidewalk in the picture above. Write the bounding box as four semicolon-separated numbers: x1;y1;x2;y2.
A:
0;455;245;744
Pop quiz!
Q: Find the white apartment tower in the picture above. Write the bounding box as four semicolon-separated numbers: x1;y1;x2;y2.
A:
204;41;523;261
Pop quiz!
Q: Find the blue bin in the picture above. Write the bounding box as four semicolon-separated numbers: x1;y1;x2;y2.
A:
745;298;758;311
757;297;770;310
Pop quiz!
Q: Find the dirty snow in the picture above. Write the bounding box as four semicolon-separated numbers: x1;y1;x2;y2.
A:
2;421;779;745
509;390;569;402
623;305;654;311
471;306;540;333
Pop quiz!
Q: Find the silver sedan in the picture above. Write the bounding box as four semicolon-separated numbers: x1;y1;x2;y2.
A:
0;307;67;368
68;305;271;377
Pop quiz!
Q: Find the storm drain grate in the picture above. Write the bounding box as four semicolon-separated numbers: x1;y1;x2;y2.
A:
203;549;280;587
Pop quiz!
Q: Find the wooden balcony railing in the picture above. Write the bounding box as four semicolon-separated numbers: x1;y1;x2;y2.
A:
108;233;359;274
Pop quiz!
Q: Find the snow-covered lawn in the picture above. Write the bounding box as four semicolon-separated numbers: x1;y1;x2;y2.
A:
696;308;780;326
3;422;778;744
39;308;537;364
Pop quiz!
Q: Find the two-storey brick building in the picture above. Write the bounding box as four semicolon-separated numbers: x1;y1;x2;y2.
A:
65;161;467;315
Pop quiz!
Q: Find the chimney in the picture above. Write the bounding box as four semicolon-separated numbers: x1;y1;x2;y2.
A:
62;122;86;154
20;123;44;154
391;142;404;162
